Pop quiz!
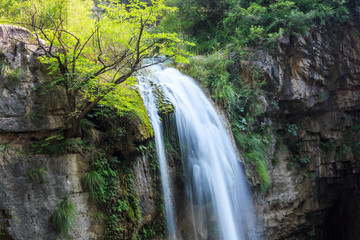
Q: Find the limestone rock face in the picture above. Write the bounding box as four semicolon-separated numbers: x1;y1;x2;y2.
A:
133;155;157;226
248;24;360;239
0;150;101;239
0;24;65;133
0;25;102;239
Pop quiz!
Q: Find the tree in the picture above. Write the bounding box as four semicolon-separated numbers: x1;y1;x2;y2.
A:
1;0;193;137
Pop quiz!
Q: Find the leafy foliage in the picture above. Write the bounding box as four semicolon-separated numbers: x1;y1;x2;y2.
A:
320;138;336;153
162;0;357;52
81;150;145;239
287;123;298;136
52;197;76;236
223;0;350;47
1;0;193;137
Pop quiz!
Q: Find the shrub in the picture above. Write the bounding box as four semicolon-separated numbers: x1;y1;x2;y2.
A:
162;0;354;52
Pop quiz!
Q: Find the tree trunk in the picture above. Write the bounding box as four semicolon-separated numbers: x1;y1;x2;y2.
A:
67;116;82;138
66;92;82;138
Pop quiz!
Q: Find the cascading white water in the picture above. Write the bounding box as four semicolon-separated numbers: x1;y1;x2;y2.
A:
137;65;177;240
138;64;259;240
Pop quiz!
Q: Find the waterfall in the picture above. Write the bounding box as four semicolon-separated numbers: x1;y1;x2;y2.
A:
137;64;177;240
137;64;259;240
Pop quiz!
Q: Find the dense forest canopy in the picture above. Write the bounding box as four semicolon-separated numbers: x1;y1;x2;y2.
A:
161;0;360;52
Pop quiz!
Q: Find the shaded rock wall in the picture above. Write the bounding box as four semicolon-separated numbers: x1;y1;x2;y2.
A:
248;24;360;239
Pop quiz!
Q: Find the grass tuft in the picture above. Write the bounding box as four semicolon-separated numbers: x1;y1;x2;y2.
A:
52;197;76;236
81;171;105;202
27;167;48;184
234;129;271;191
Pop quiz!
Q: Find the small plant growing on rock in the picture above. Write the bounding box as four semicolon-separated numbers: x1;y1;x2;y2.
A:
81;171;105;202
0;57;25;87
24;110;45;121
293;155;310;165
287;123;298;136
26;167;48;184
0;144;6;156
299;157;310;164
136;144;147;155
320;139;336;153
6;67;25;86
52;197;76;237
0;227;5;237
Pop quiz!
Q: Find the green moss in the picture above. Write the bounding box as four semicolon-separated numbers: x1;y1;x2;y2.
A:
153;86;175;116
233;129;271;191
6;67;25;85
101;84;154;139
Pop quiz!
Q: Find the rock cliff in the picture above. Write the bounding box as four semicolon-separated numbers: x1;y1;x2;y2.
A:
0;24;161;240
249;24;360;239
1;21;360;240
0;24;100;240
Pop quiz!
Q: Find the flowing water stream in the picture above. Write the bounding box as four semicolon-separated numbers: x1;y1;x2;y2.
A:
137;65;177;240
137;64;258;240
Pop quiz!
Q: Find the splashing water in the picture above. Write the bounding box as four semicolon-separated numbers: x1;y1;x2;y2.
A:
137;64;259;240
